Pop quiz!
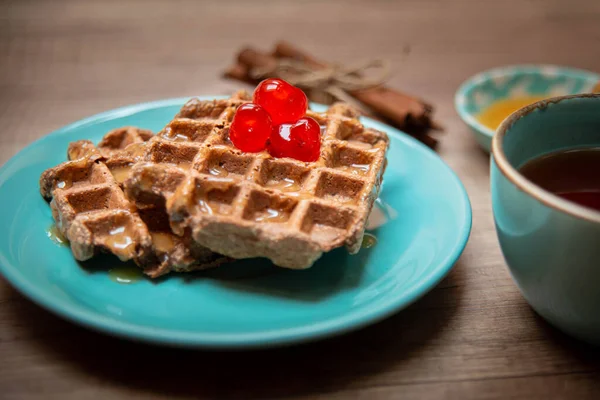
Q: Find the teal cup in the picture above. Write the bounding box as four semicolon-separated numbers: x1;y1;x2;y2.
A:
491;93;600;344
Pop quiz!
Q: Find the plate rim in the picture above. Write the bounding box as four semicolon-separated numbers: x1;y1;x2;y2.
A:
0;96;472;348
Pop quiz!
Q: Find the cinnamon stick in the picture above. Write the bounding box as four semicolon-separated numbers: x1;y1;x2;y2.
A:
273;41;436;134
237;49;278;72
222;43;440;147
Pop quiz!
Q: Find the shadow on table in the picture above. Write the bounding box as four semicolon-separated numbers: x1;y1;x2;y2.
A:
8;259;467;399
528;305;600;363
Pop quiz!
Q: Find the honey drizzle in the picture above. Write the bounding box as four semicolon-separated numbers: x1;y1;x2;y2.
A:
265;178;301;192
46;224;69;246
366;198;398;230
151;232;176;253
254;208;287;223
138;174;155;191
162;128;190;142
110;165;132;184
178;162;193;171
197;199;229;215
337;164;370;176
287;192;313;200
208;165;230;177
197;199;214;215
108;266;143;284
348;140;373;149
125;142;147;160
106;225;136;257
362;232;377;249
324;194;355;205
337;197;356;205
56;180;71;190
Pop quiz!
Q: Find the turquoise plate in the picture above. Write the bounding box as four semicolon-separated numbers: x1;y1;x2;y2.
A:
0;97;471;348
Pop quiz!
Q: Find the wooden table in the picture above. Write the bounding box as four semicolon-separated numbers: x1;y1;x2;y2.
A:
1;1;599;398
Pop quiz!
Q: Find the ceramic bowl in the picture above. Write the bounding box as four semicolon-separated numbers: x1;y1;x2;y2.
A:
491;93;600;344
456;65;598;152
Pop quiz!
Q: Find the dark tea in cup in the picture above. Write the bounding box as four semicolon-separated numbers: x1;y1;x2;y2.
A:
519;147;600;212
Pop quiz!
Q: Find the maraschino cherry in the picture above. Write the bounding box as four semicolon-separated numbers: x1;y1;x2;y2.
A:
253;78;308;125
229;79;321;160
229;103;272;152
268;117;321;162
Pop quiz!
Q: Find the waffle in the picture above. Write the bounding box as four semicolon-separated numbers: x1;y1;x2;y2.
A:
125;91;389;269
39;127;229;277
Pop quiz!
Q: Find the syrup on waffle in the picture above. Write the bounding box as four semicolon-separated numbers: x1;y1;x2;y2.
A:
39;127;229;277
125;92;389;269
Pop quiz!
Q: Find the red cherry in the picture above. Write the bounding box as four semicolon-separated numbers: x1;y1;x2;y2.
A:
253;78;308;125
268;117;321;162
229;103;272;152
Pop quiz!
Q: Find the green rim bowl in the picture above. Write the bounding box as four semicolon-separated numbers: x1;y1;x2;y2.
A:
455;65;599;152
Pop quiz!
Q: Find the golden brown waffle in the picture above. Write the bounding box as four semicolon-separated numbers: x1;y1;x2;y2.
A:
125;91;389;269
39;127;229;277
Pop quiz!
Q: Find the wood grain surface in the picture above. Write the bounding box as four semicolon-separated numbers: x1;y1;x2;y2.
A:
1;0;599;399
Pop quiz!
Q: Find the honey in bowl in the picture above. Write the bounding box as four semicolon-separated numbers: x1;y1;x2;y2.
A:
477;96;547;130
519;147;600;212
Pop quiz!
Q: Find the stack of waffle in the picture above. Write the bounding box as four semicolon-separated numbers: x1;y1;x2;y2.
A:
40;91;389;277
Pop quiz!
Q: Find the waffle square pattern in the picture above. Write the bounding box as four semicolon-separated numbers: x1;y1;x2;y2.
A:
125;91;389;269
40;127;229;277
